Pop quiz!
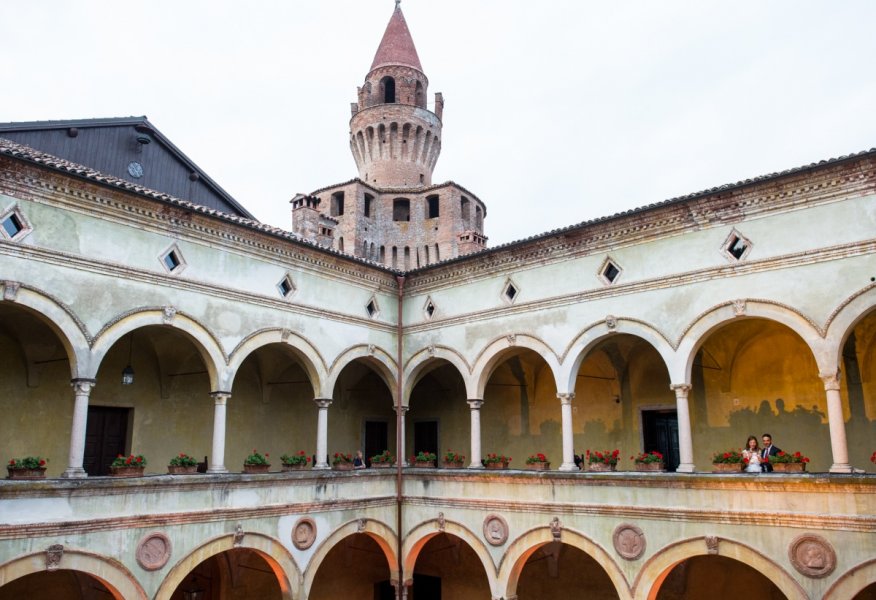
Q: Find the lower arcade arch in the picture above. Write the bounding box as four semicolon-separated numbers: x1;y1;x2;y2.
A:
0;549;146;600
500;527;629;600
632;537;806;600
824;558;876;600
154;532;298;600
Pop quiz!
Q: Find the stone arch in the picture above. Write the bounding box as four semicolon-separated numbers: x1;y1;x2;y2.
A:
822;284;876;377
0;283;91;378
499;526;631;600
472;334;562;399
324;344;398;402
674;301;824;384
824;557;876;600
154;531;299;600
90;308;226;390
227;328;328;394
303;518;398;597
0;547;147;600
401;519;498;595
402;345;474;404
560;319;675;394
631;536;806;600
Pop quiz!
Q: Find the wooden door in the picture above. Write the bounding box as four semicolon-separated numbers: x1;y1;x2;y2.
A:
364;420;389;467
413;421;438;457
642;409;680;472
84;406;129;476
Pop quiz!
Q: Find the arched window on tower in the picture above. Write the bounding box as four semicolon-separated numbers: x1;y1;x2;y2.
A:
415;80;424;108
426;195;440;219
475;205;483;230
381;76;396;103
460;196;471;227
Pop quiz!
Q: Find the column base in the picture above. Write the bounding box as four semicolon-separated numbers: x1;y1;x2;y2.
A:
313;463;331;470
558;462;579;472
829;463;853;473
206;466;229;474
467;462;485;470
675;463;696;473
60;468;88;479
394;461;409;468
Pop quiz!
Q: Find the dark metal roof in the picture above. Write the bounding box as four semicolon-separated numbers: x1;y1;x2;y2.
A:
0;116;256;220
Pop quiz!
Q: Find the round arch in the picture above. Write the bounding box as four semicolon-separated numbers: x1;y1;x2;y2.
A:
324;344;398;402
154;531;299;600
303;518;398;597
0;284;91;378
402;345;473;404
499;526;631;600
0;548;147;600
471;334;562;399
401;519;498;596
822;285;876;377
226;328;328;394
824;557;876;600
632;536;806;600
90;308;226;390
673;300;824;384
560;319;675;394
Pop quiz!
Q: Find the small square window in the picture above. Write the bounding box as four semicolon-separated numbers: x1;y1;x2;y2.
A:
424;297;437;320
2;213;22;238
277;273;296;298
502;279;520;304
598;257;623;286
159;244;187;274
164;252;180;271
722;229;753;262
0;205;32;242
366;296;380;319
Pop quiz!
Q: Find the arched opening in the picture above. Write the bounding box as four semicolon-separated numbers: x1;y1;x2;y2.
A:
330;358;395;466
426;195;440;219
410;532;491;598
0;302;74;477
475;205;483;230
393;198;411;222
517;542;619;599
572;335;675;470
330;191;345;217
230;343;317;470
0;570;115;599
482;348;559;466
415;80;424;108
854;582;876;598
169;548;283;600
381;76;396;103
460;197;471;227
652;555;784;599
690;318;828;470
310;533;393;598
407;359;467;462
840;307;876;469
364;193;374;218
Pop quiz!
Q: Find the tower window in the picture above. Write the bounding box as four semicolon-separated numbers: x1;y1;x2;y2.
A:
381;76;396;103
426;195;440;219
393;198;411;222
364;193;374;218
460;196;471;225
331;191;345;217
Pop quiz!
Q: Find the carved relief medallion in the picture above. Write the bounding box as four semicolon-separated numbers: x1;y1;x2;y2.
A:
292;517;317;550
483;514;509;546
705;535;719;555
136;532;172;571
788;534;836;578
613;524;646;560
550;517;562;541
46;544;64;571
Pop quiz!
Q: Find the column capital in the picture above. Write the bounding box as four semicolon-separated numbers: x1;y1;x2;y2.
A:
394;404;410;414
314;398;333;409
211;391;231;404
557;392;575;405
819;371;841;391
670;383;692;394
70;379;96;394
467;399;484;410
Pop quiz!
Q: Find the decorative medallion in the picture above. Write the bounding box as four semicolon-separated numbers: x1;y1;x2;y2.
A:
292;517;317;550
613;524;646;560
46;544;64;571
705;535;720;555
483;514;509;546
550;517;562;541
127;161;144;178
136;532;172;571
788;534;836;579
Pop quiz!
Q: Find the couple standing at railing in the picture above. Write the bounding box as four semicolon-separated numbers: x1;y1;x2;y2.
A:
741;433;782;473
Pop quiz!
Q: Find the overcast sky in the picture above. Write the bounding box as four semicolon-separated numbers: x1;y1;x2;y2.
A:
3;1;875;246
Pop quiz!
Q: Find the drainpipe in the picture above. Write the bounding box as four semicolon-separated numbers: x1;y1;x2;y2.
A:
395;275;406;600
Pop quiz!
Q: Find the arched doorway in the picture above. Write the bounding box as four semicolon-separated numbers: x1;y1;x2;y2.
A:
517;541;619;599
168;548;283;600
309;533;393;598
409;532;491;599
653;555;784;599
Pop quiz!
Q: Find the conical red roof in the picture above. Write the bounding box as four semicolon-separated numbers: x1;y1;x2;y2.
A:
370;6;423;72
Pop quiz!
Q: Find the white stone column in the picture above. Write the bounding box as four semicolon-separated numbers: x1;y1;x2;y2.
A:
207;392;230;474
62;379;95;478
314;398;332;470
467;400;484;469
395;405;409;467
558;393;578;471
671;384;695;473
821;372;852;473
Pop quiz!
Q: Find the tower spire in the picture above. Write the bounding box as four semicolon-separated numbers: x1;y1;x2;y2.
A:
370;2;422;71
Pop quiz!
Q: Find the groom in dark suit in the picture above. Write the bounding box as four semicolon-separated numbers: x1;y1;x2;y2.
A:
761;433;782;472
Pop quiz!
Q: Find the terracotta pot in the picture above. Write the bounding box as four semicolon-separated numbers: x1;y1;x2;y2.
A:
587;462;617;472
167;465;198;475
281;463;308;472
370;462;393;469
332;462;354;471
634;462;665;472
526;462;551;471
771;462;806;473
711;462;743;473
242;464;271;474
485;462;509;470
414;460;436;468
110;466;145;477
7;467;47;480
442;461;465;469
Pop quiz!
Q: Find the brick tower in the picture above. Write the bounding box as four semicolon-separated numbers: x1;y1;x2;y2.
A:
291;3;487;268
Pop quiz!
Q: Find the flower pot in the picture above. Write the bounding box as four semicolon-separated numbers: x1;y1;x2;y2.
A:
7;467;47;480
371;462;393;469
442;461;465;469
110;466;145;478
526;462;551;471
242;464;270;474
712;462;742;473
414;460;436;468
485;462;509;470
332;462;353;471
634;462;665;472
771;462;806;473
282;463;308;472
167;465;198;475
587;463;616;472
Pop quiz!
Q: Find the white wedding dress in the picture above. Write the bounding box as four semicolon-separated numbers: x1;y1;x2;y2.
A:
744;452;762;473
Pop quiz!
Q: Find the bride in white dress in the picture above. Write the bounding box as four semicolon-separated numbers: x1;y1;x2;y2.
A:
741;436;762;473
